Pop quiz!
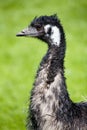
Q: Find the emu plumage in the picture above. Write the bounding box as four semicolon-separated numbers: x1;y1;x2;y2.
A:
17;14;87;130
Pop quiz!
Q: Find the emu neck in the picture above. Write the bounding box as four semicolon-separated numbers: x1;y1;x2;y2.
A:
31;44;73;127
36;45;65;84
34;45;71;105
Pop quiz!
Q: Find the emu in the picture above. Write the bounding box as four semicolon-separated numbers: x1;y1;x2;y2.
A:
17;15;87;130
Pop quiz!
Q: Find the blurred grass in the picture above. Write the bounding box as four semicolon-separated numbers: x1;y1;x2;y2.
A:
0;0;87;130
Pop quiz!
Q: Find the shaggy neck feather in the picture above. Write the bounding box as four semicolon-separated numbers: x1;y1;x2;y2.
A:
34;44;72;114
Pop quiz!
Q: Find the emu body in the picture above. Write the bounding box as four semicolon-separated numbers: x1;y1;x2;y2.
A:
17;15;87;130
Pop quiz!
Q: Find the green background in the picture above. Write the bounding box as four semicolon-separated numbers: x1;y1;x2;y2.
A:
0;0;87;129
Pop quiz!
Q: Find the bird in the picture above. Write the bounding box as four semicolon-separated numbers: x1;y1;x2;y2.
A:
16;14;87;130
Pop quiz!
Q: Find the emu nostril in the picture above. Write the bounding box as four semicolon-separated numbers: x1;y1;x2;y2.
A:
16;30;26;36
21;30;25;33
16;31;25;36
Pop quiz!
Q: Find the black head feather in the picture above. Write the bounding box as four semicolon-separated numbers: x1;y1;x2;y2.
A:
30;14;60;27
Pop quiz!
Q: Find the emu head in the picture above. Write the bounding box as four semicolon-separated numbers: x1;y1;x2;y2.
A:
16;14;65;47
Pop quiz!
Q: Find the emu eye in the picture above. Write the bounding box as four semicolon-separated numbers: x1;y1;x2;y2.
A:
35;24;42;31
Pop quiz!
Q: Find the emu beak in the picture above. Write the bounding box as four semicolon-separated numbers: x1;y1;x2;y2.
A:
16;26;44;37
